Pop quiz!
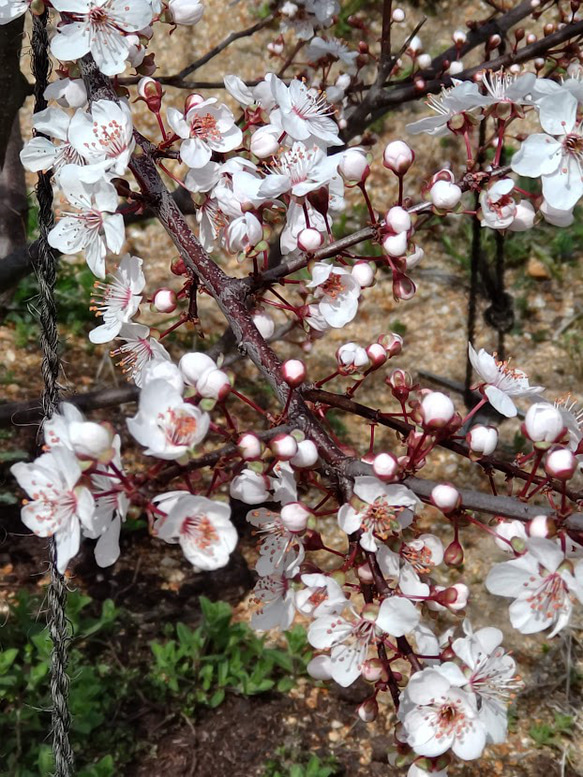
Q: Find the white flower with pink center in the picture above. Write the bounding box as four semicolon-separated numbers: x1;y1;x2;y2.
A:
69;99;135;181
307;262;361;329
468;343;544;418
485;537;581;637
11;446;95;574
407;80;490;136
50;0;153;77
167;98;243;168
127;378;210;460
154;492;237;571
338;475;419;550
48;166;124;279
88;436;129;567
89;254;145;343
295;573;348;617
453;621;520;744
111;323;171;387
479;178;518;230
259;142;339;199
308;598;420;687
247;507;305;577
398;664;487;760
20;107;85;176
270;75;342;147
251;571;296;631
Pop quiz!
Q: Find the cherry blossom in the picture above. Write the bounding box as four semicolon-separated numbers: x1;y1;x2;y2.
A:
154;492;237;571
270;75;342;146
468;343;544;417
19;107;85;176
50;0;153;77
11;446;95;574
88;437;129;567
167;98;242;168
68;99;135;181
307;262;361;329
295;573;348;617
259;142;339;198
247;506;305;576
44;402;115;462
47;166;124;279
111;323;171;386
398;664;487;760
251;571;296;631
407;80;490;136
479;178;517;230
127;378;210;460
338;476;419;550
89;254;145;343
485;537;583;637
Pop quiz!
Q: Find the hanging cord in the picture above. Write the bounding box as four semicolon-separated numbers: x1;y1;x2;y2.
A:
31;10;75;776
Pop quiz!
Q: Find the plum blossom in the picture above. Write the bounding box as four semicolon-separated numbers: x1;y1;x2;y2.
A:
307;262;361;329
259;142;339;198
88;436;129;567
44;402;115;463
270;75;342;146
279;0;340;40
48;166;124;279
154;492;237;571
44;77;87;109
305;36;359;72
398;664;487;760
229;468;270;504
479;178;517;230
19;108;85;176
251;571;296;631
295;573;348;617
11;447;95;574
89;254;145;343
453;621;520;744
68;100;135;181
308;598;420;686
167;98;242;168
337;476;419;550
127;378;210;460
50;0;153;77
511;95;583;210
407;80;490;136
468;343;544;417
111;323;171;387
486;538;583;637
247;507;305;576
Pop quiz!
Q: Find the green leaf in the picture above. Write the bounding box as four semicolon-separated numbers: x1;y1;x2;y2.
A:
208;689;225;708
0;647;19;673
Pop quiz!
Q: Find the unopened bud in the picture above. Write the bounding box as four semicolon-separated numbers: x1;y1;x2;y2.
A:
238;432;263;461
385;206;412;233
443;538;464;566
357;698;379;722
280;502;311;532
377;332;403;357
392;272;416;300
373;452;399;481
184;92;205;112
270;433;299;460
352;261;376;288
291;439;319;468
383;140;414;175
467;424;498;457
431;483;461;513
298;228;324;252
152;288;177;313
528;514;556;539
138;76;163;112
339;148;370;184
392;7;405;22
430;180;462;210
366;342;387;367
545;448;577;480
361;658;385;682
282;359;306;387
421;391;455;429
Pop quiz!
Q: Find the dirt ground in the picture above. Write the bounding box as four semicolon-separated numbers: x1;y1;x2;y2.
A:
2;1;583;775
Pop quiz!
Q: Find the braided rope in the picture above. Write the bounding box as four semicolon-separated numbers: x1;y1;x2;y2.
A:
31;11;75;776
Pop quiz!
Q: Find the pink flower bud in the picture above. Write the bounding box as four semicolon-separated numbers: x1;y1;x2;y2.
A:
385;206;411;233
280;502;311;532
417;53;432;69
443;538;464;566
297;228;324;252
431;484;461;514
382;230;408;257
453;29;467;44
523;402;565;445
430;180;462;210
282;359;306;387
392;272;416;300
338;148;370;184
408;35;423;53
336;342;369;371
373;452;399;481
197;368;231;400
361;658;385;682
352;261;376;288
238;432;263;461
421;392;455;429
152;288;177;313
509;200;535;232
366;342;387;367
545;448;577;480
184;92;205;112
377;332;403;357
392;7;405;22
406;244;424;270
270;433;298;460
449;60;464;75
137;76;163;112
467;424;498;457
291;439;319;468
357;698;378;722
383;140;414;175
